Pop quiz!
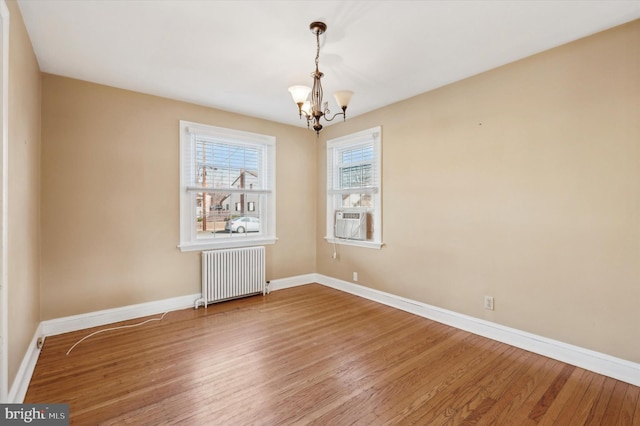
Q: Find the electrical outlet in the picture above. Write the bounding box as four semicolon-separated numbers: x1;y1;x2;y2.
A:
353;272;358;282
484;296;494;310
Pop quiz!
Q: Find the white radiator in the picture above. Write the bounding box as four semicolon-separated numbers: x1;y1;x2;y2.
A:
195;246;266;308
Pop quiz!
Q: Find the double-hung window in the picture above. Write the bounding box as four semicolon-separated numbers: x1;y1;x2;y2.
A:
179;121;276;251
326;126;382;249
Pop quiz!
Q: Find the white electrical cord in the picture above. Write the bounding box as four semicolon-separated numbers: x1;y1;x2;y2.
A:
66;312;169;355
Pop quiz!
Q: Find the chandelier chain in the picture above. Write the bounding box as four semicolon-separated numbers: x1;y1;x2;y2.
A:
315;30;320;72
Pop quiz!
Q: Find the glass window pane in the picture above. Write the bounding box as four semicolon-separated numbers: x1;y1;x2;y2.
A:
196;192;262;239
196;139;262;190
340;193;372;208
339;164;372;189
196;192;230;236
340;145;373;164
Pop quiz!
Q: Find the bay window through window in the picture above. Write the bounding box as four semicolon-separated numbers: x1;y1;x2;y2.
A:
179;121;276;251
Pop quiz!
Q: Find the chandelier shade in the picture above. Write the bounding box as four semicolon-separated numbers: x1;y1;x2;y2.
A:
333;91;354;110
288;85;312;105
288;21;353;134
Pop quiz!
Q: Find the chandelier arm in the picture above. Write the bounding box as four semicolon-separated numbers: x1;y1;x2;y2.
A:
299;112;310;127
323;107;348;122
299;110;311;120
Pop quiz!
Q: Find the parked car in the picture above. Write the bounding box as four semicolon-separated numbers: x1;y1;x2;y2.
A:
225;216;260;233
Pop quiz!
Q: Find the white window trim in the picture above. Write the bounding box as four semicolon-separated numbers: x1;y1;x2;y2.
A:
178;121;276;252
325;237;383;250
325;126;383;249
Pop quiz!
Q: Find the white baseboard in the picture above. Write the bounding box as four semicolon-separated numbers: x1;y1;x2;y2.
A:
41;293;200;337
13;274;639;403
268;274;317;292
314;274;640;387
8;324;43;403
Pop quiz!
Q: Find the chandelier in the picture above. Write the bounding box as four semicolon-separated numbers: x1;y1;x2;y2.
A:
288;22;353;134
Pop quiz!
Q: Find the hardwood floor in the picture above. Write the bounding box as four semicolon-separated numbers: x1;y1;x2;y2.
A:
25;284;639;425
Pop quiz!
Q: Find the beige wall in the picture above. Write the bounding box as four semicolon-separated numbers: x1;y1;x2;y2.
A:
318;20;640;363
6;0;41;387
40;75;316;320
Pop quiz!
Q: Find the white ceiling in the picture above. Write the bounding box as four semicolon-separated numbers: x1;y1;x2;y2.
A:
17;0;640;129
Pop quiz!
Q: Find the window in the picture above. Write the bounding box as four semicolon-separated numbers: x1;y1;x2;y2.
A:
179;121;276;251
326;126;382;249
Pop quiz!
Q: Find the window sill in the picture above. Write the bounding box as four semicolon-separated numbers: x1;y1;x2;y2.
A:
324;237;383;250
178;237;277;252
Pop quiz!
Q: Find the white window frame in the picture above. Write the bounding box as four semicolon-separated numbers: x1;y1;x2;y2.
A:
326;126;383;249
179;121;276;252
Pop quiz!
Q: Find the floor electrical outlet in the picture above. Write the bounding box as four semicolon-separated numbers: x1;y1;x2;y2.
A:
353;272;358;282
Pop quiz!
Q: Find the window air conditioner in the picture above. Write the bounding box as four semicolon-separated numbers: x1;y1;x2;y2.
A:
335;209;367;240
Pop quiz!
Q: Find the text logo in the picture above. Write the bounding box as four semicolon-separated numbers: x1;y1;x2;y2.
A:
1;404;68;425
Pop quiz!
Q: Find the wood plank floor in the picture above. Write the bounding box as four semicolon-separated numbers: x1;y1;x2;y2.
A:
25;284;639;425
